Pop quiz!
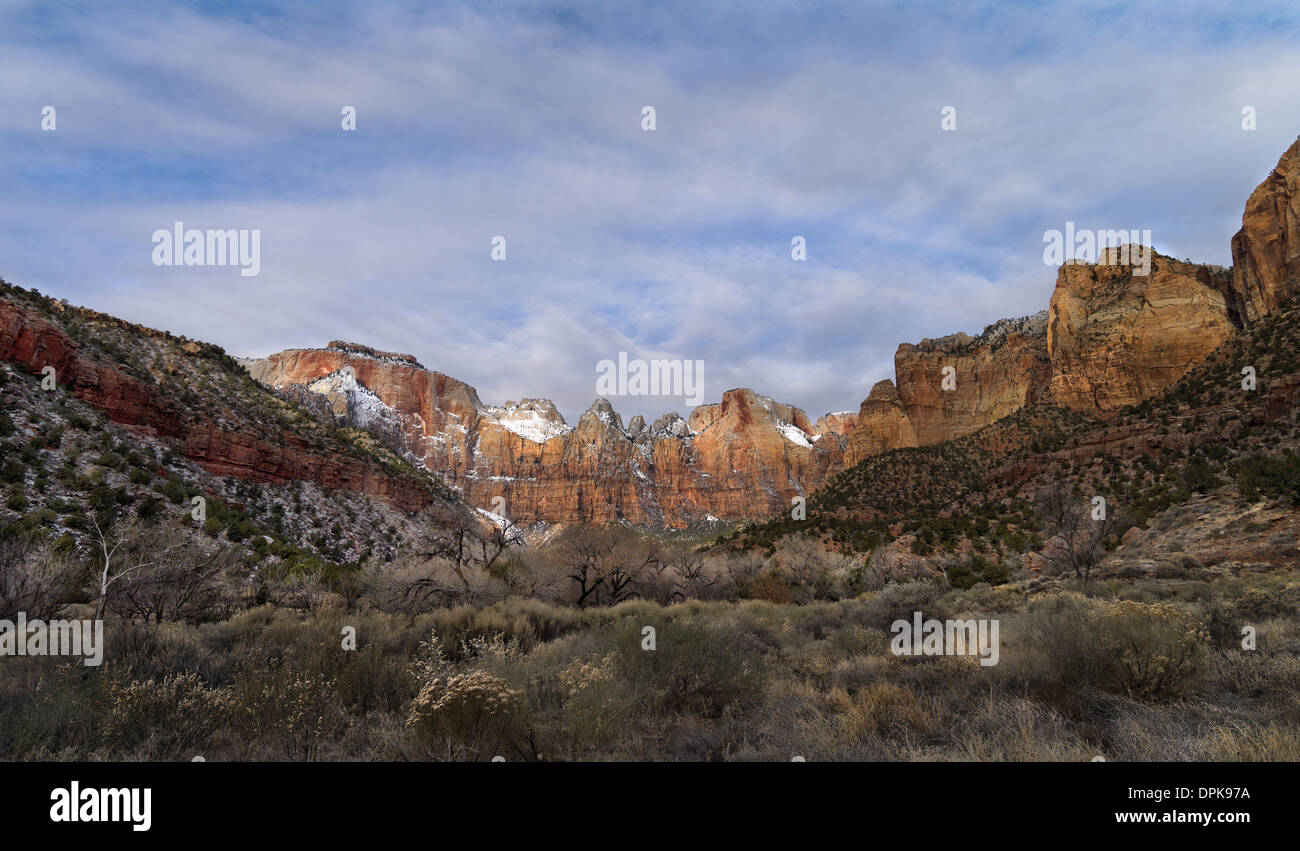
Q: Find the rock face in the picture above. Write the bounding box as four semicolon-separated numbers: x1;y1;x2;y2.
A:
894;312;1051;445
245;345;842;527
0;298;447;513
842;380;919;467
835;138;1300;464
843;240;1257;464
182;423;440;512
1231;136;1300;323
812;410;859;442
1048;250;1236;412
687;388;837;518
0;300;183;436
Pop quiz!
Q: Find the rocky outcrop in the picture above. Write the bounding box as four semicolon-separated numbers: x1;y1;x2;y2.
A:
0;299;184;436
811;410;858;442
183;423;439;512
893;312;1050;445
0;297;446;513
1048;250;1236;412
244;344;842;527
1231;136;1300;323
842;380;919;466
686;388;834;517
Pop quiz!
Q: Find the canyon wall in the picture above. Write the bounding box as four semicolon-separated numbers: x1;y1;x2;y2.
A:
245;347;843;527
1047;251;1236;412
1231;136;1300;323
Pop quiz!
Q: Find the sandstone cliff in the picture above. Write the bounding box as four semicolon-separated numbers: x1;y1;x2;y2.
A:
893;312;1051;445
1231;136;1300;323
245;344;842;527
1048;249;1236;412
0;297;448;513
842;379;919;467
0;300;184;437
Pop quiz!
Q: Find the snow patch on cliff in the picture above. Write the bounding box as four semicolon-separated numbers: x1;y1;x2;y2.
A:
482;401;572;444
778;422;814;448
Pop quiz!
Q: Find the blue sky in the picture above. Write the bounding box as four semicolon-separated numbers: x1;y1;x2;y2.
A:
2;0;1300;423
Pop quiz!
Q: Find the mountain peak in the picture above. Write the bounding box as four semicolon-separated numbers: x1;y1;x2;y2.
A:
325;341;425;369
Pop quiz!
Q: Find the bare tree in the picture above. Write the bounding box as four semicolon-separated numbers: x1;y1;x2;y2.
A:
107;532;232;623
0;538;79;620
664;546;715;602
557;526;660;607
413;503;523;593
608;542;658;605
561;527;619;607
722;550;765;598
88;515;183;621
1036;484;1118;583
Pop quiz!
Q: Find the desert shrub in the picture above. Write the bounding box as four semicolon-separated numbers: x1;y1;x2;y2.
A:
944;581;1023;613
1232;585;1296;621
1200;721;1300;761
1181;457;1221;493
159;476;186;504
405;669;528;759
231;655;343;761
96;451;123;470
425;599;581;660
0;660;110;759
105;622;222;684
535;648;626;750
830;680;939;742
608;616;766;717
1106;601;1208;701
1235;452;1300;504
980;558;1011;586
746;570;793;603
857;581;953;632
1199;582;1296;650
1023;593;1207;701
106;672;233;759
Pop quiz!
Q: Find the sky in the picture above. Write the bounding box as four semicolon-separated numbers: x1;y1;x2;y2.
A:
2;0;1300;424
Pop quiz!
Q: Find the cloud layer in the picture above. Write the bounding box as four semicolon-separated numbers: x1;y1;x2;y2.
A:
2;0;1299;422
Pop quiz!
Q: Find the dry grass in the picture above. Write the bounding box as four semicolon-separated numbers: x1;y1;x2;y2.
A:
2;570;1297;761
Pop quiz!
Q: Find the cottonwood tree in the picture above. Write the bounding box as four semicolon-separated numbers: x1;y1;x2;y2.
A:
88;515;184;620
664;546;715;602
413;503;523;593
559;526;660;607
1036;485;1119;583
107;531;232;623
0;538;78;620
723;550;765;596
561;527;619;607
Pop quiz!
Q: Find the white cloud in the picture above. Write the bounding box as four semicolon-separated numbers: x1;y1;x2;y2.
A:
2;0;1299;422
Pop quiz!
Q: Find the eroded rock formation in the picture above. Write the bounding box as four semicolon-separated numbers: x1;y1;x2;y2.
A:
245;344;841;527
1048;250;1236;412
1231;136;1300;323
894;312;1051;444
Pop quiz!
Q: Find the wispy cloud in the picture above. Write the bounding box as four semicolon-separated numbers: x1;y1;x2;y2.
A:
2;0;1299;422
